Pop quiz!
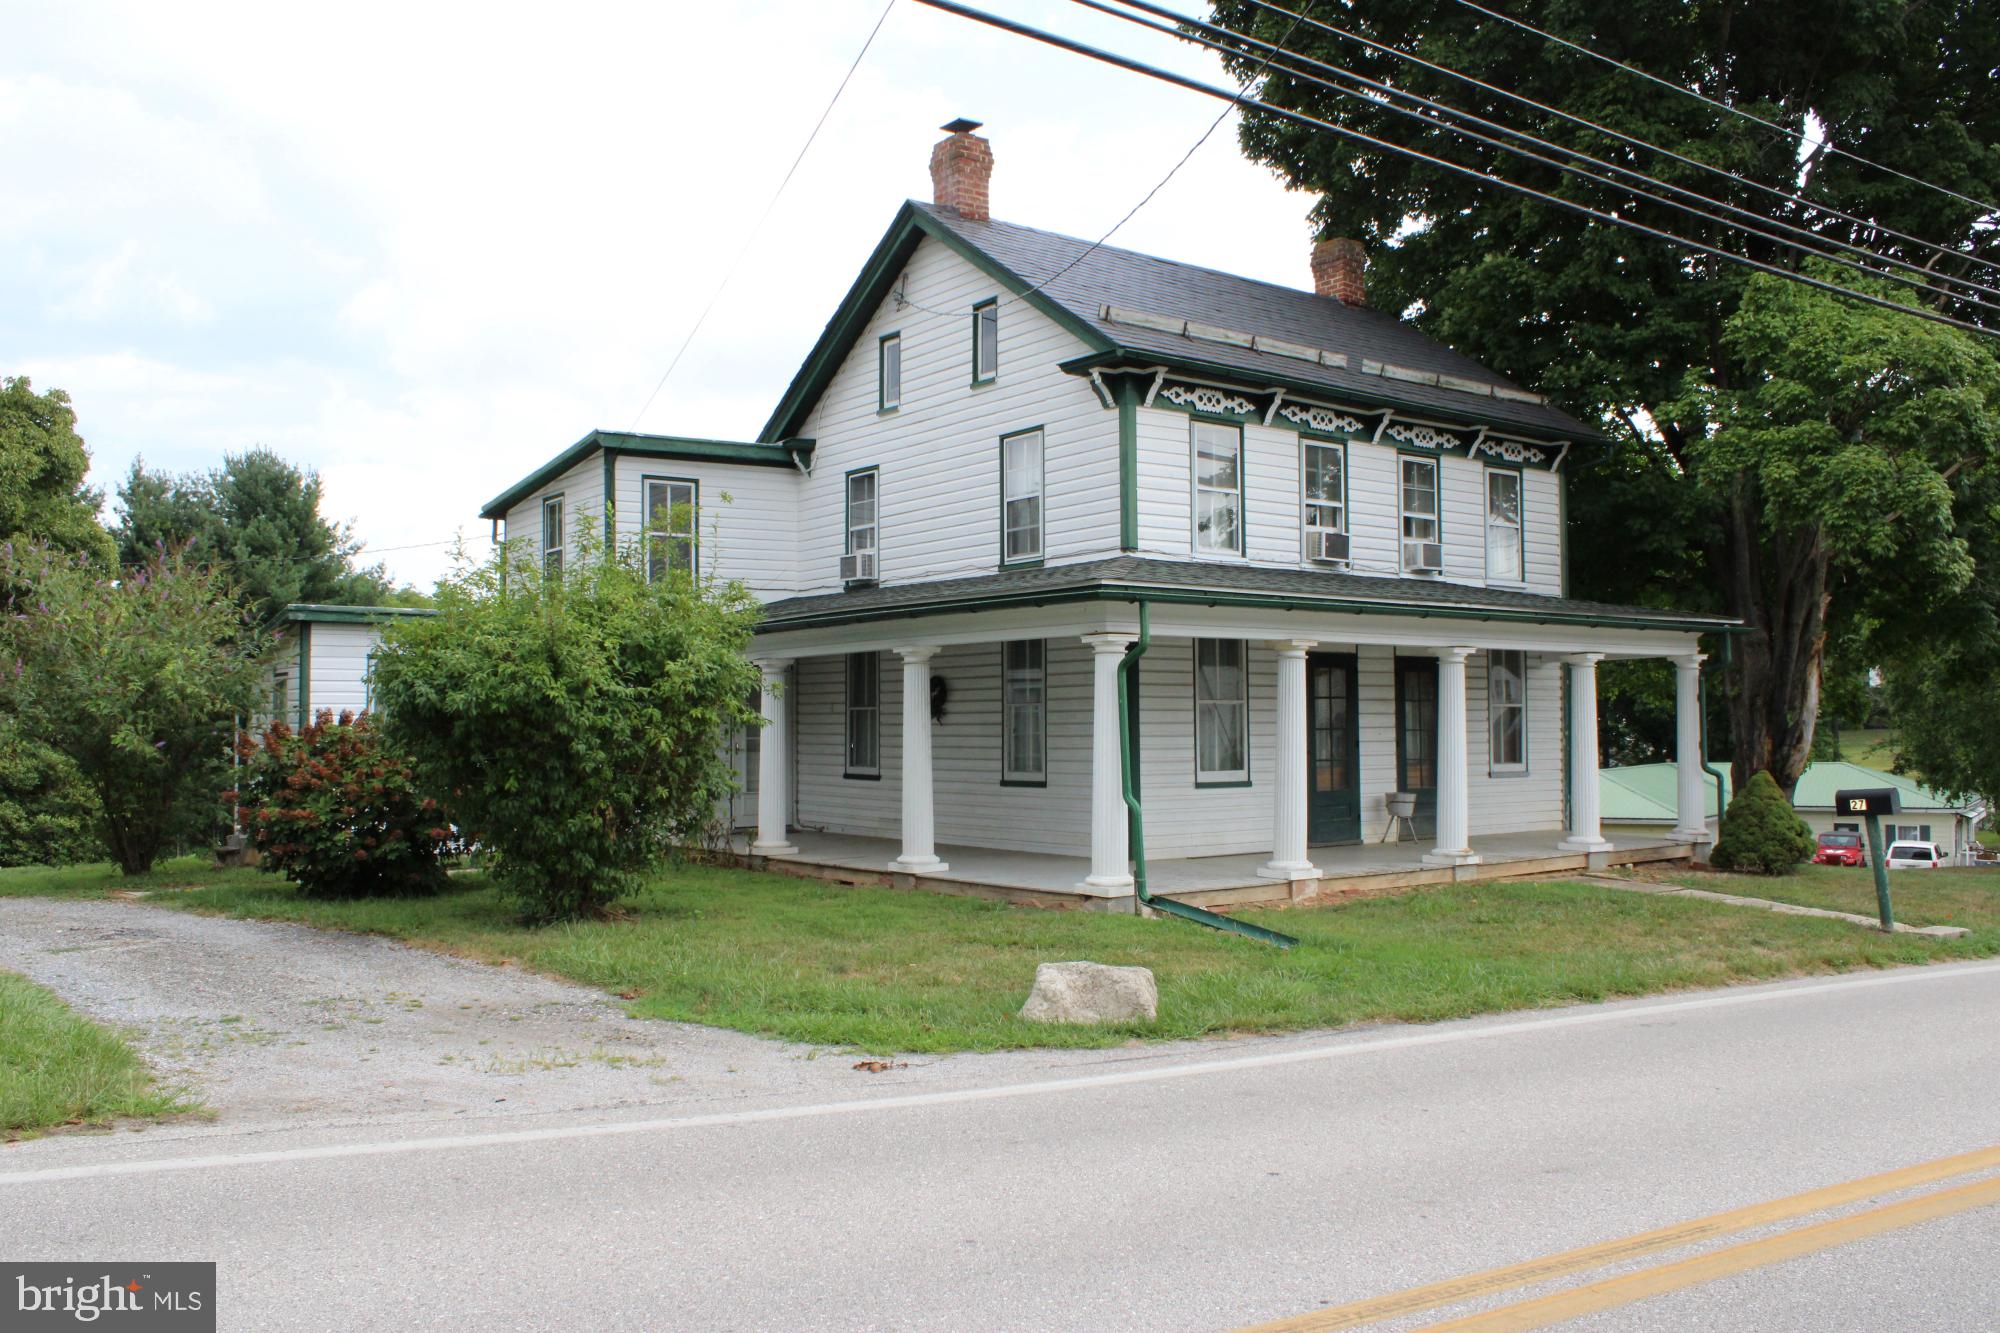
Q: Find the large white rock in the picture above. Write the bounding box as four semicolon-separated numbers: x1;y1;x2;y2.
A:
1018;961;1158;1025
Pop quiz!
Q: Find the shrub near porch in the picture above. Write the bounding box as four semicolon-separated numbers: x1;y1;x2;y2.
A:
25;859;1990;1054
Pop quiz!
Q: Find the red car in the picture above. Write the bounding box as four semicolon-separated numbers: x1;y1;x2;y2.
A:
1814;831;1866;867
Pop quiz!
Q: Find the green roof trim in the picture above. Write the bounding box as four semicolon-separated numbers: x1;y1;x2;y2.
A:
279;603;437;625
757;202;1116;443
480;431;811;520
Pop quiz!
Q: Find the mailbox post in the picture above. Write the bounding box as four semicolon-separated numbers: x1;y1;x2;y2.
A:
1836;787;1902;932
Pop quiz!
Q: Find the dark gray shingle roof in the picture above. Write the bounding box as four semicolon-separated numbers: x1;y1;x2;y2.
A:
756;557;1731;632
913;203;1596;442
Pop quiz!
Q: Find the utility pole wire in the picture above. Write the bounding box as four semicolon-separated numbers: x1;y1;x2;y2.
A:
1449;0;2000;220
628;0;898;430
1234;0;2000;282
906;0;2000;340
1078;0;2000;316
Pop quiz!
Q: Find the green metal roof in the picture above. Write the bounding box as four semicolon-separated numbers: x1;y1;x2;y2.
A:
479;431;811;521
278;603;436;625
1602;760;1975;824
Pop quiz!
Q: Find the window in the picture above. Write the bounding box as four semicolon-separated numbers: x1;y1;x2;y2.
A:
272;671;289;726
1400;457;1439;572
1193;421;1244;555
1303;439;1345;534
845;468;878;568
1194;638;1249;783
541;495;565;572
1002;640;1047;784
845;653;880;777
1486;469;1524;582
1001;428;1044;563
1488;650;1526;771
878;333;901;411
643;478;697;582
1891;824;1934;844
972;299;998;383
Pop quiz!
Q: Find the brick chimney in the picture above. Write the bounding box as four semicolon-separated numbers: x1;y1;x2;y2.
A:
930;118;993;222
1311;238;1367;305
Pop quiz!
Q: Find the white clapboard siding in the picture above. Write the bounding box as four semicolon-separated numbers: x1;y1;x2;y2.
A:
794;235;1117;593
608;455;803;600
1131;638;1279;859
502;454;603;561
304;623;384;718
1465;651;1566;836
1522;468;1562;594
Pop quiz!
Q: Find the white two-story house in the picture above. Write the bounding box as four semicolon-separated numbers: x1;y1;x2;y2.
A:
480;120;1732;909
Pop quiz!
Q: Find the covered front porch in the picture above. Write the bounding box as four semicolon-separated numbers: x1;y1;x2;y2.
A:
725;826;1695;911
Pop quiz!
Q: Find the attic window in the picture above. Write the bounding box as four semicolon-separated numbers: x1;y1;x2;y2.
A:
972;299;998;383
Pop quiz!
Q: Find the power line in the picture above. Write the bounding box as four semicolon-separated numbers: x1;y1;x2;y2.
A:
891;0;1321;320
1449;0;2000;220
1233;0;2000;283
628;0;897;429
1081;0;2000;317
907;0;2000;340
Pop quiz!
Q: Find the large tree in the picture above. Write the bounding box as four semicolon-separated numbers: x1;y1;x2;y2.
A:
1214;0;2000;792
0;377;113;566
115;448;395;624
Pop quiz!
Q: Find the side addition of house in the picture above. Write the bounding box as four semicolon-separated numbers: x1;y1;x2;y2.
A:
483;120;1736;909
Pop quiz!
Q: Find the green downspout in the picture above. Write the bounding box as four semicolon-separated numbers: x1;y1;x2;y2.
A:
1116;377;1140;552
295;621;311;731
1701;634;1731;824
1117;600;1297;949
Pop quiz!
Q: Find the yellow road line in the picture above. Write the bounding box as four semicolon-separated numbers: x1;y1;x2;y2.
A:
1416;1170;2000;1332
1238;1143;2000;1332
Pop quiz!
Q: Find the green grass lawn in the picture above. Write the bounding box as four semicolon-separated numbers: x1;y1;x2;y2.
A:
6;856;1995;1053
1641;861;2000;934
0;970;192;1138
1835;726;1900;769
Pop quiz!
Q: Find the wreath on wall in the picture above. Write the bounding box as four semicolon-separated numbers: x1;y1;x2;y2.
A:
930;674;949;723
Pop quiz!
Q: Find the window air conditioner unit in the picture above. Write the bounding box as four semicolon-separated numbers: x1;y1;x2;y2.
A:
839;551;877;583
1309;530;1351;565
1403;540;1444;574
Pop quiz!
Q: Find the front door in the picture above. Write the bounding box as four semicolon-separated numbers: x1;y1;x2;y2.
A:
1306;653;1360;844
1395;656;1439;839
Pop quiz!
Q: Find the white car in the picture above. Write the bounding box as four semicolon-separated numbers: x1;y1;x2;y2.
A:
1885;841;1947;869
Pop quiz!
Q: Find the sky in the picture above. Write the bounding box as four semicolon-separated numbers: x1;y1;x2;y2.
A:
4;0;1320;589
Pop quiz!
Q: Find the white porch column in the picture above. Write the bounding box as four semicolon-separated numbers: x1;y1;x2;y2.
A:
1424;646;1481;867
1081;633;1137;893
890;645;947;875
1673;652;1710;842
1561;652;1614;852
750;658;796;856
1259;640;1321;881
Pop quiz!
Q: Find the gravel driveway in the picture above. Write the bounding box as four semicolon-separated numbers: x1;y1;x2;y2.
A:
0;898;833;1135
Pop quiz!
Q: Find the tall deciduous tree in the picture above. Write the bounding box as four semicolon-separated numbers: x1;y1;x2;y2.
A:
0;544;267;874
0;377;113;566
114;448;395;624
1213;0;2000;792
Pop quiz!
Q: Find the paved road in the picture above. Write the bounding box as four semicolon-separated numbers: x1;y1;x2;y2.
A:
3;907;1998;1330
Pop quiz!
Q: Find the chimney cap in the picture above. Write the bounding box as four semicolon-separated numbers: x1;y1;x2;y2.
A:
940;117;984;135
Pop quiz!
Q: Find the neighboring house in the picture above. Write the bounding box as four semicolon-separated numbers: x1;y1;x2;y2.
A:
1601;761;1987;865
255;603;436;732
481;120;1733;906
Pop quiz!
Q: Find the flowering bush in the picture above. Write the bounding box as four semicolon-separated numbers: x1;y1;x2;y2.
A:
232;710;456;898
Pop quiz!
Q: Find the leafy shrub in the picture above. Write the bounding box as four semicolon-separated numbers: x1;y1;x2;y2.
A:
0;722;103;867
1708;769;1815;874
369;538;761;922
232;710;456;898
0;543;266;874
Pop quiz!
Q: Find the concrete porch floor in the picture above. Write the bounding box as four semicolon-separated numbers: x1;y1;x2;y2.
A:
725;828;1696;911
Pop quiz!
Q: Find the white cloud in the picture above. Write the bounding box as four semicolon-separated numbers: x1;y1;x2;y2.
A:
3;0;1321;589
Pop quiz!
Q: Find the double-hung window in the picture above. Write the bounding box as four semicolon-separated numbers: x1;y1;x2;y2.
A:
1485;468;1524;583
1002;640;1047;784
1488;650;1527;772
1302;439;1345;559
1001;428;1044;563
845;652;880;778
972;299;998;383
1194;638;1249;783
878;333;901;412
643;478;697;582
1399;458;1439;571
845;468;878;580
541;495;565;572
1193;421;1244;555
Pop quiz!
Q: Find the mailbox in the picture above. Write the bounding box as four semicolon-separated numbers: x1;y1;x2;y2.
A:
1835;787;1902;818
